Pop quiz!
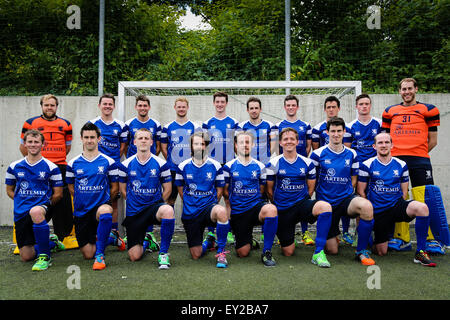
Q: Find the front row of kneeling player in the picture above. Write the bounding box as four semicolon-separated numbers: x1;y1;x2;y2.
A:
7;118;438;271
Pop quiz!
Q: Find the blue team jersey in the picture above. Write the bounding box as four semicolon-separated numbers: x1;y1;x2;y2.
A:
265;154;316;210
310;146;358;206
311;120;352;147
118;154;171;216
222;158;266;215
66;153;118;217
202;116;239;164
161;120;200;171
5;157;63;222
274;119;312;157
175;157;225;219
237;120;275;164
88;117;127;162
124;117;162;157
348;117;382;162
358;156;409;213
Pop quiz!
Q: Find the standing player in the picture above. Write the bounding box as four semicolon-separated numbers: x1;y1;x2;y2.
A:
118;129;175;269
175;131;231;268
266;128;333;267
382;78;447;251
312;96;353;244
124;94;162;251
6;130;63;271
20;94;74;244
161;97;200;207
88;93;127;235
357;133;436;266
223;131;278;266
202;92;238;243
310;117;376;265
273;94;314;246
237;97;276;164
348;94;382;163
66;123;122;270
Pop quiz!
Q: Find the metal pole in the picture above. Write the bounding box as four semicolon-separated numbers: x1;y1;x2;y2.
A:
98;0;105;96
285;0;291;95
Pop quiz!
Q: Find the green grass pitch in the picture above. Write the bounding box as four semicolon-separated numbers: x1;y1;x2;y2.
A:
1;226;449;301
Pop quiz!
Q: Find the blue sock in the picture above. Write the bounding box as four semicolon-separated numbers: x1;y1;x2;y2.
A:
143;240;149;252
301;221;308;233
33;221;50;256
356;218;374;252
263;216;278;252
315;211;332;254
208;226;215;233
96;213;112;256
34;239;56;256
147;225;154;233
341;216;350;233
112;222;118;230
160;218;175;254
415;216;429;252
215;221;230;253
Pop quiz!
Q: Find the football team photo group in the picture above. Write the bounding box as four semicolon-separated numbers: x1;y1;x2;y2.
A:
7;77;450;274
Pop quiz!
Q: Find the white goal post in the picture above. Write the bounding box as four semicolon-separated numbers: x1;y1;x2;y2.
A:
117;80;362;125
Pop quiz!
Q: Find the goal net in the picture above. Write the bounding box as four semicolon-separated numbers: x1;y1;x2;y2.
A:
117;81;361;230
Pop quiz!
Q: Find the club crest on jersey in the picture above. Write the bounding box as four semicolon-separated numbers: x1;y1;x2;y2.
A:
38;171;46;179
150;169;157;176
97;166;105;174
372;129;378;135
393;170;399;177
113;129;118;136
206;172;213;180
344;159;350;167
327;168;336;176
251;171;257;179
299;168;305;175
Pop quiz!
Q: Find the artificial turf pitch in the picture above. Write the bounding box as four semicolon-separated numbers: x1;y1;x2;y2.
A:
1;226;449;303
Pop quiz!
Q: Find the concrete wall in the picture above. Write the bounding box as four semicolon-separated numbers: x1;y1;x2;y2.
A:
1;93;449;226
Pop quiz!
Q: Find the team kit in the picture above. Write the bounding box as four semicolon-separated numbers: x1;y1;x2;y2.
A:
7;83;449;272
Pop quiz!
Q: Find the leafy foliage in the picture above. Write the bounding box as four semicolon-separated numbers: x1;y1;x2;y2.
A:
0;0;448;95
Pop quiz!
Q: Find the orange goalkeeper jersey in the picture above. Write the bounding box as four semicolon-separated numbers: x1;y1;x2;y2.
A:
21;116;73;165
381;102;440;158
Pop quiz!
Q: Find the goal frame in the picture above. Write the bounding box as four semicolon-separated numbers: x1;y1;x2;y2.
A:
117;80;362;122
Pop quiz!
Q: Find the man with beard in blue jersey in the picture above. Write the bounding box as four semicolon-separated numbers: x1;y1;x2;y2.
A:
223;131;278;267
88;93;128;237
273;94;314;246
175;131;230;268
310;117;376;266
6;130;63;271
357;133;436;267
66;123;121;270
118;129;175;269
266;128;333;267
161;97;200;208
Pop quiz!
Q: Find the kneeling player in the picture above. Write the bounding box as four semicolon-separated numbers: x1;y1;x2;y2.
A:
6;130;64;271
118;129;175;269
310;117;376;265
223;131;278;266
175;131;231;268
67;123;122;270
357;133;436;266
266;128;333;267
